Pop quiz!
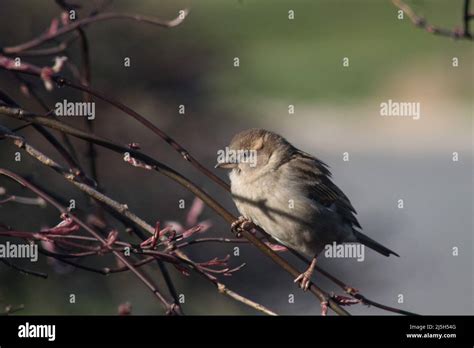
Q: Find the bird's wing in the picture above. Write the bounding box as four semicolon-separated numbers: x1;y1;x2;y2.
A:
287;150;362;229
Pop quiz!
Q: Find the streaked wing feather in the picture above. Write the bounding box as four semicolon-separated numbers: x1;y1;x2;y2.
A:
290;151;361;229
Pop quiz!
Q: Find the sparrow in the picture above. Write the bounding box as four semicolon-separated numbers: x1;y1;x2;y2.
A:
216;128;399;290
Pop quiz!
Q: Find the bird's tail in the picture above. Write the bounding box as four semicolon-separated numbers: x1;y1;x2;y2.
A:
353;230;399;257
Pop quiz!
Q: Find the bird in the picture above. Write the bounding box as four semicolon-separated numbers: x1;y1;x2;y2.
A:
216;128;399;290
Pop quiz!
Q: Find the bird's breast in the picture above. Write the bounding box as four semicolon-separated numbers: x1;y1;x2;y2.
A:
230;170;323;256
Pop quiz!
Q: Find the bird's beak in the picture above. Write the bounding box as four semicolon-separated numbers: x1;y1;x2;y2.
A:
215;162;238;169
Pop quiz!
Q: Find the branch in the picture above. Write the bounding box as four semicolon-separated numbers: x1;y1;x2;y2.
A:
287;249;420;316
464;0;472;38
0;188;46;207
3;10;189;54
1;304;25;315
393;0;473;40
8;35;78;57
0;258;48;279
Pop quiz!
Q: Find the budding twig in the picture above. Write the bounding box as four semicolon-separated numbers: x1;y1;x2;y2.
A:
392;0;473;40
2;10;190;54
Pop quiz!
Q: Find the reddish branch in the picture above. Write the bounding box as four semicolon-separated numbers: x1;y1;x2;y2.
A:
0;225;244;279
393;0;473;40
2;10;189;54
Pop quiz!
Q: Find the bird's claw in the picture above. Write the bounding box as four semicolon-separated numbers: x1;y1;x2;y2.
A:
294;271;312;291
294;258;317;291
231;216;253;237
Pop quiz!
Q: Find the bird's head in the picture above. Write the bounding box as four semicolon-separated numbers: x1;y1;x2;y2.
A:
215;128;293;177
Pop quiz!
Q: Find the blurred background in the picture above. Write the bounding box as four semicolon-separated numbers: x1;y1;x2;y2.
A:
0;0;472;315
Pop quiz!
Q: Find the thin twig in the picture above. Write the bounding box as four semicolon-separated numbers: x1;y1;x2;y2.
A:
1;304;25;315
0;259;48;279
217;283;277;316
6;35;78;57
3;10;189;54
0;193;46;207
393;0;473;40
463;0;472;38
